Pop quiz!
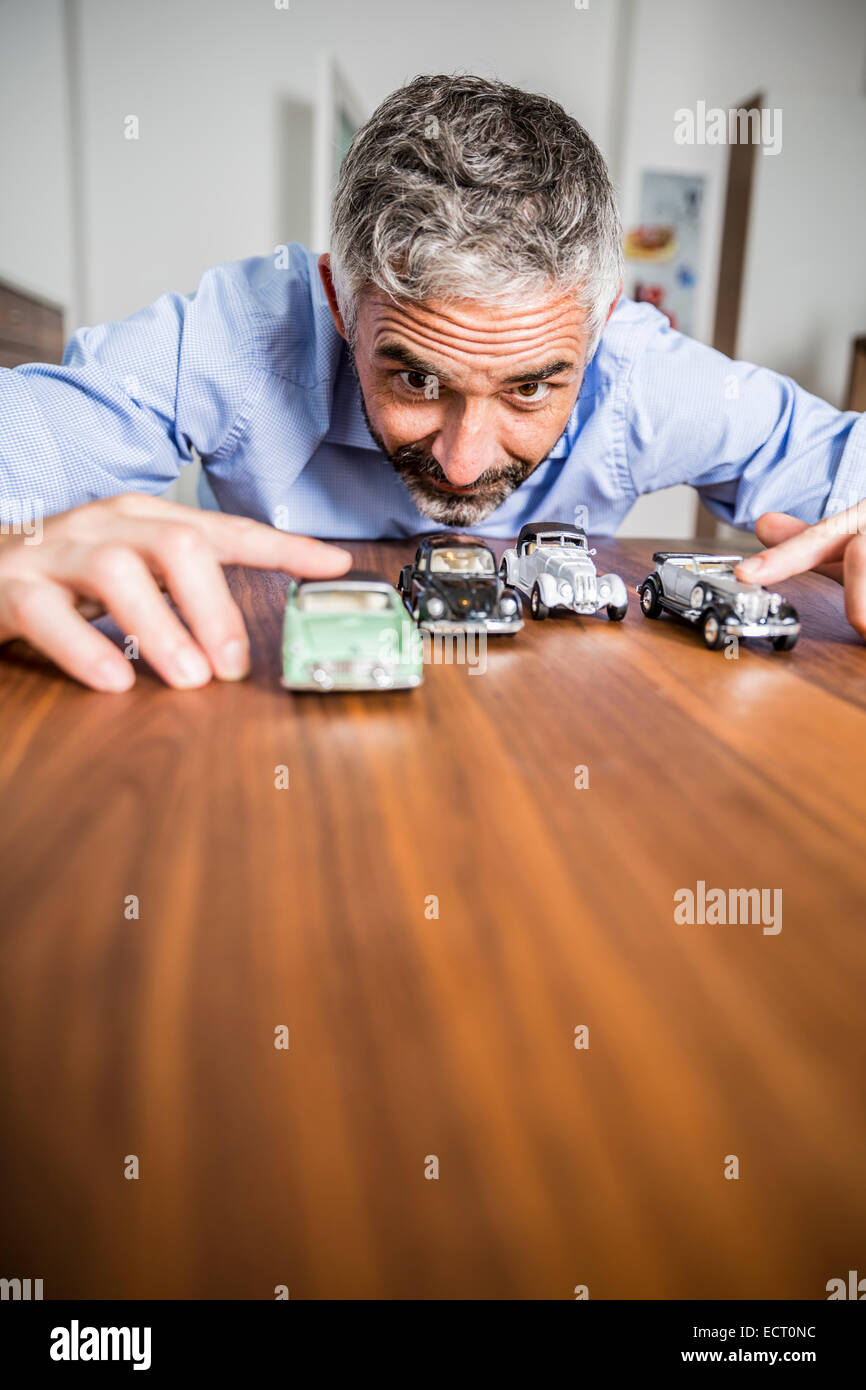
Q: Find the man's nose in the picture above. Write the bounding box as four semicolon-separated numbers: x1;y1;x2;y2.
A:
432;399;500;486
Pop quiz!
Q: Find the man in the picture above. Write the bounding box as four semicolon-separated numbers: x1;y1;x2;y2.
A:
0;74;863;691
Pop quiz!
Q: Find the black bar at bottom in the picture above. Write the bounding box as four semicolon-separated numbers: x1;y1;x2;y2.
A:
0;1298;862;1377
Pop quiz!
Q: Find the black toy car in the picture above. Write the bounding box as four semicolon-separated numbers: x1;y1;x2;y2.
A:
398;534;523;634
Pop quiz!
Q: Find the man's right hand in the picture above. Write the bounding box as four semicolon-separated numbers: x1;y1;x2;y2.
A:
0;493;353;691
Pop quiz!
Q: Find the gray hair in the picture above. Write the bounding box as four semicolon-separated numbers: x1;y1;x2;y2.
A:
329;74;623;358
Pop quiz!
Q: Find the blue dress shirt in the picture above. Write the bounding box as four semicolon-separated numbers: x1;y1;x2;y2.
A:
1;243;863;538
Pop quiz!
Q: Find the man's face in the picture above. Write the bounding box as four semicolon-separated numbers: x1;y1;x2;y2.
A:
348;287;593;527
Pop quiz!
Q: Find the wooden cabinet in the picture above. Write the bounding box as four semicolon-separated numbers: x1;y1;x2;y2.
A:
0;277;65;367
846;336;866;413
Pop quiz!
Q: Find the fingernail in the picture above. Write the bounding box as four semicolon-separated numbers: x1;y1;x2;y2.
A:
738;555;763;578
216;638;249;680
173;647;211;686
97;659;134;692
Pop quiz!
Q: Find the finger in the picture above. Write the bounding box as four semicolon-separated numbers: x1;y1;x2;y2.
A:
813;560;845;584
83;544;213;689
736;511;851;585
746;513;844;584
0;578;135;692
843;533;866;639
191;513;355;575
754;511;809;547
110;495;353;576
146;525;250;680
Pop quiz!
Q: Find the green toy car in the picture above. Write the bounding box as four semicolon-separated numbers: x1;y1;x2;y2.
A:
281;573;424;692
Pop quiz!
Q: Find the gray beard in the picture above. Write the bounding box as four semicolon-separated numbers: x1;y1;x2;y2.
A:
383;444;537;527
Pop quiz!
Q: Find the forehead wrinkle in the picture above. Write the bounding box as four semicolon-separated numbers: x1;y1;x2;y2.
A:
371;313;586;367
365;292;586;340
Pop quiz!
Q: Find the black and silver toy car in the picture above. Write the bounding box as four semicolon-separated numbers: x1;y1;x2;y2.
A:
637;552;800;650
397;534;523;634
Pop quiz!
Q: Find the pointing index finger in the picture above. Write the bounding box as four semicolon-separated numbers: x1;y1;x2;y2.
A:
736;513;850;585
182;512;354;576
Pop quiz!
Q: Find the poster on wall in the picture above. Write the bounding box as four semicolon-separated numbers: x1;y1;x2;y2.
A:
624;171;706;336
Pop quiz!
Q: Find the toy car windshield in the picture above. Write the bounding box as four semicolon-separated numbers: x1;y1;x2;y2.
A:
296;588;393;614
537;533;584;548
665;557;737;575
429;547;496;575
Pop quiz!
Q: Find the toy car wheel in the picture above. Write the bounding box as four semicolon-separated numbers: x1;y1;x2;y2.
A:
530;583;549;620
701;607;727;650
639;579;662;618
606;601;628;621
772;631;799;651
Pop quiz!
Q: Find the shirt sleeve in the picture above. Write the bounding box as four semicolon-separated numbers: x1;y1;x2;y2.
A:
623;308;866;530
0;262;255;516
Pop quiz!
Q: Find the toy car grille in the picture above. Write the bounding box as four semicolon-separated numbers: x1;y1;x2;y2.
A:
330;659;379;675
739;592;769;621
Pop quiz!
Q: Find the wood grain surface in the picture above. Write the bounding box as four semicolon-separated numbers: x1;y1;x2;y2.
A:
0;536;864;1300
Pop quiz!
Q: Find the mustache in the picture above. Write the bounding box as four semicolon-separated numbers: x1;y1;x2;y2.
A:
389;444;536;491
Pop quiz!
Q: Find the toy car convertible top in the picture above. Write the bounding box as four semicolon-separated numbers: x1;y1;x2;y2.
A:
638;552;800;650
499;521;629;621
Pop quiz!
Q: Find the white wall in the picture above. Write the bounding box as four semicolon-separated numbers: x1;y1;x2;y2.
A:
70;0;623;325
0;0;76;318
614;0;866;535
619;0;866;405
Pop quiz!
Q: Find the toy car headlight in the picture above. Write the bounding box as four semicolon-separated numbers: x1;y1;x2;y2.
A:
500;594;518;615
426;596;446;618
598;579;611;601
559;580;573;601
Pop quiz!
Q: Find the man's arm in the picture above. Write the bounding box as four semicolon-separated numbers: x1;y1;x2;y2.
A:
0;263;256;512
0;265;352;689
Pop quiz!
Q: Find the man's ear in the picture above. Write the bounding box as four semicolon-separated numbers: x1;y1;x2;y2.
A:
318;253;348;341
605;279;623;326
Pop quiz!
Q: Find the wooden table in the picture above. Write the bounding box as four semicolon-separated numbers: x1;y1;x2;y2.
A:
1;537;864;1300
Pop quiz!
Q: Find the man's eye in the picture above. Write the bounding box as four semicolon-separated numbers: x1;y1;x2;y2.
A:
511;382;551;402
399;370;434;392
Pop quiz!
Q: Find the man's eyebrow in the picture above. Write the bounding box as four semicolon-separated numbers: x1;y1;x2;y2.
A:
374;342;577;387
500;359;575;385
374;342;448;380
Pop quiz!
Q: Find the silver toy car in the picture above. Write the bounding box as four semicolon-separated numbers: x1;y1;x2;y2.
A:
638;552;800;650
499;521;629;621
